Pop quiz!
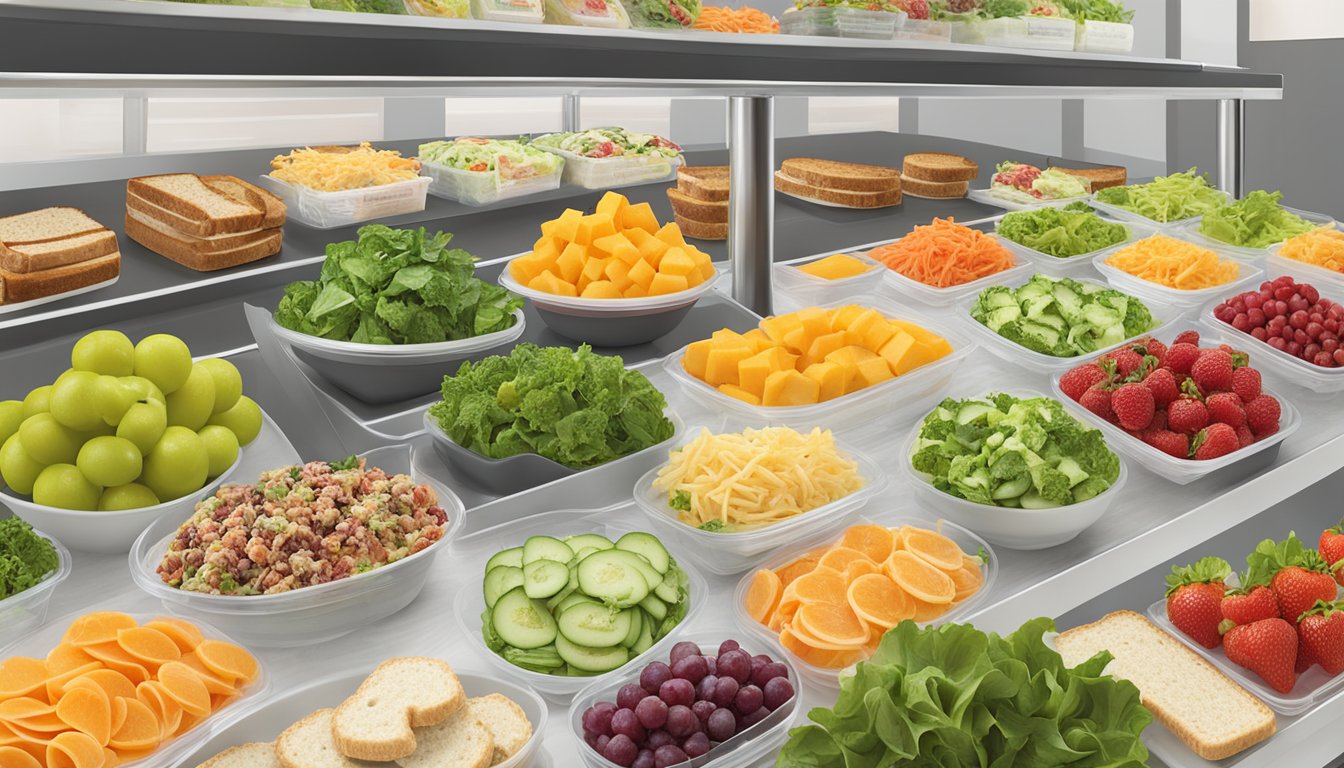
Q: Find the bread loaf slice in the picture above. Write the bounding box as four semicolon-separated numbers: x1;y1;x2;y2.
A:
0;252;119;304
127;174;265;237
775;172;902;209
676;166;730;202
464;694;532;764
899;175;969;200
196;742;280;768
203;176;287;228
673;215;728;241
332;657;465;761
1050;165;1127;191
901;152;979;183
1055;610;1276;761
394;707;493;768
125;214;282;272
778;158;901;193
667;188;727;223
1;229;118;274
0;206;106;247
275;710;366;768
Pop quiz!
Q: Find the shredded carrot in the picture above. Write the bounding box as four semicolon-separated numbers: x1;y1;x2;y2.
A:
1279;228;1344;274
869;218;1016;288
1104;234;1240;290
694;5;780;33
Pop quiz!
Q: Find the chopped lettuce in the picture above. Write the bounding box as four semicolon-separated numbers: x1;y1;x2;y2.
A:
971;274;1155;357
997;206;1130;258
531;128;682;160
418;138;562;177
1198;189;1319;249
0;518;59;600
1094;168;1226;223
1059;0;1134;22
309;0;407;12
625;0;700;27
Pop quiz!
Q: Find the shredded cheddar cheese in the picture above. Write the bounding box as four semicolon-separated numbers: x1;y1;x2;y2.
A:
1105;233;1240;290
269;142;421;192
1279;228;1344;274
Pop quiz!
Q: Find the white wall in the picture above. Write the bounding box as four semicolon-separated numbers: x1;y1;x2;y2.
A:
1082;0;1166;165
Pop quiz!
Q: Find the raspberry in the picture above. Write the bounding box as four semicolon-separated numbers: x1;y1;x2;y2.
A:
1206;392;1247;428
1174;330;1201;346
1144;429;1190;458
1059;363;1110;402
1112;382;1155;431
1191;349;1236;392
1231;366;1262;403
1165;343;1201;376
1168;397;1210;435
1144;368;1179;408
1246;394;1282;436
1080;383;1116;423
1192;423;1240;460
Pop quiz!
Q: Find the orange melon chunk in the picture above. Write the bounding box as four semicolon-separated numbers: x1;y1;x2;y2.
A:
902;527;964;572
63;613;137;648
45;731;103;768
0;658;48;699
794;602;869;647
744;570;782;626
56;686;111;746
155;663;212;718
839;525;895;563
193;641;259;685
847;573;914;631
886;550;956;605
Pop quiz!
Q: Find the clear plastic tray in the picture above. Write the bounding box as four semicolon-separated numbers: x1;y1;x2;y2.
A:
0;608;271;768
956;273;1178;375
1088;188;1232;230
1196;296;1344;394
993;213;1151;278
403;0;472;17
950;15;1077;51
967;187;1092;212
1050;365;1300;485
174;667;548;768
257;175;430;229
1093;236;1264;315
542;0;628;26
1146;597;1341;716
662;297;976;432
895;17;951;41
733;514;996;691
1075;19;1133;53
421;158;562;206
631;440;886;576
0;528;70;648
530;142;680;189
898;403;1129;550
779;6;906;39
129;445;466;648
875;233;1036;309
568;632;801;768
1177;206;1337;261
771;251;884;313
1266;243;1344;298
473;0;545;22
449;506;707;702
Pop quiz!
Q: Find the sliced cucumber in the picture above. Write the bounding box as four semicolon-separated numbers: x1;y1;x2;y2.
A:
491;587;557;650
622;608;643;648
625;552;664;592
555;633;630;673
522;535;574;565
544;580;579;612
564;533;615;552
638;593;667;622
484;565;525;609
485;546;524;573
555;592;592;614
630;618;654;655
674;565;689;590
574;547;600;563
615;532;671;574
576;550;651;608
558;602;633;648
523;559;570;600
654;569;680;604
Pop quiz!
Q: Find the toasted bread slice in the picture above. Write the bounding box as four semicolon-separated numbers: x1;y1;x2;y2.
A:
1050;165;1127;191
899;175;969;199
394;708;493;768
196;742;280;768
125;214;282;272
778;158;901;194
0;206;107;247
1;229;118;274
901;152;979;183
203;176;288;228
775;172;902;209
1055;610;1276;762
127;174;265;237
673;214;728;241
0;252;119;305
465;694;532;764
275;710;366;768
332;657;465;762
667;188;727;223
676;165;730;202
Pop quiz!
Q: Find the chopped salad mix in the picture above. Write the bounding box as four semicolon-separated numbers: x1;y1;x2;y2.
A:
1095;168;1227;223
1198;189;1321;249
531;127;682;160
997;202;1130;258
418;137;563;179
991;161;1090;202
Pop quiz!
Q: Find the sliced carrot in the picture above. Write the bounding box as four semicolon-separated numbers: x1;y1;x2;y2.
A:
193;641;259;685
176;654;237;696
743;570;782;626
847;573;915;629
843;559;881;582
80;645;148;685
63;613;137;648
144;619;204;654
815;547;871;573
115;628;181;667
155;662;211;718
0;746;42;768
787;569;848;606
45;730;104;768
839;525;894;563
64;671;137;703
886;550;956;605
135;682;181;742
903;527;965;572
55;685;112;747
0;658;49;699
110;697;161;752
795;603;869;647
772;556;819;589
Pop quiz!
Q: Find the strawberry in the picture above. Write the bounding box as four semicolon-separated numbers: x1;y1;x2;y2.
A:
1079;383;1116;423
1149;409;1168;431
1297;642;1317;673
1143;429;1189;459
1245;394;1281;437
1224;618;1299;693
1191;348;1238;392
1167;397;1210;435
1144;367;1179;408
1222;584;1281;627
1132;336;1167;366
1319;522;1344;587
1165;557;1231;649
1297;601;1344;675
1192;424;1240;460
1111;382;1155;431
1246;534;1340;624
1106;348;1144;378
1173;330;1201;346
1206;392;1246;428
1165;342;1202;375
1232;366;1262;403
1059;363;1110;402
1236;424;1255;448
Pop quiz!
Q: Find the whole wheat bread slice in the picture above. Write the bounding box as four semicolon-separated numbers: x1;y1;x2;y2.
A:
275;710;370;768
775;172;902;209
778;158;901;193
125;214;282;272
899;175;969;199
667;188;727;223
1049;165;1127;191
464;694;532;764
676;166;730;202
332;657;465;762
0;207;107;247
0;252;119;304
1055;610;1276;761
673;214;728;241
203;176;287;228
127;174;265;237
394;707;493;768
901;152;979;183
1;229;118;274
196;742;280;768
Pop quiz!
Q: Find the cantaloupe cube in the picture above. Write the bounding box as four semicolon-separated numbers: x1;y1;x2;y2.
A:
879;331;916;375
577;273;592;294
659;248;696;277
530;271;577;297
828;304;867;332
579;212;617;244
540;219;559;238
592;233;631;259
621;202;660;234
711;329;755;350
649;272;689;296
604;259;634;291
826;345;879;392
637;235;670;265
718;384;761;406
803;362;846;402
595;191;629;218
695;254;716;283
551;209;583;243
762;370;820;407
781;327;810;356
798;254;873;281
738;347;798;398
897;339;952;375
889;319;940;345
795;307;831;340
582;256;609;285
532;238;562;265
683;339;713;379
610;240;642;267
760;314;803;344
655;222;688;248
556;243;587;284
684;268;705;288
846;310;896;352
706;346;756;387
625;227;653;247
855;356;895;388
624;284;648;299
743;329;773;351
581;280;623;299
627;259;657;291
509;252;554;284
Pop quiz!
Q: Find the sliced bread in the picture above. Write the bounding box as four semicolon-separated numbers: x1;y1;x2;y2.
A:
673;214;728;241
0;206;107;247
464;694;532;764
778;158;901;194
775;172;902;209
1055;610;1276;761
196;742;280;768
899;175;969;200
127;174;266;237
901;152;979;183
667;188;727;223
394;707;493;768
332;657;465;762
275;710;368;768
125;215;281;272
0;252;120;304
1050;165;1127;191
203;176;287;228
0;229;118;274
676;165;730;202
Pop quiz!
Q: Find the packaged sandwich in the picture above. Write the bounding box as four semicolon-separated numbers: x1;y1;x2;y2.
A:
472;0;545;22
125;174;285;272
0;207;120;308
405;0;473;16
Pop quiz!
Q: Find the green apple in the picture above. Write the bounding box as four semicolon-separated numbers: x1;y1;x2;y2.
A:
116;399;167;455
0;435;45;496
49;370;103;431
133;334;193;395
18;413;82;466
141;426;208;502
206;396;263;446
165;363;216;431
72;329;135;376
196;358;243;415
98;483;160;511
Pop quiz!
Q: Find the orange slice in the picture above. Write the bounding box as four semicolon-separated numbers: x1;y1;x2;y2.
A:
144;619;204;654
743;570;782;626
0;698;55;723
788;569;848;606
63;613;137;648
109;698;160;752
0;746;42;768
155;662;212;718
767;600;798;633
55;685;111;747
886;550;956;605
116;628;181;667
109;697;127;737
135;682;181;742
796;602;869;647
950;558;985;602
177;654;237;696
847;573;915;629
839;524;894;563
173;709;208;737
0;658;49;699
910;597;951;623
41;663;103;705
773;556;819;588
45;731;103;768
816;547;871;573
81;645;148;685
903;527;965;571
46;644;94;677
110;745;155;765
65;671;137;703
193;641;259;685
843;559;881;582
779;628;866;669
208;693;236;712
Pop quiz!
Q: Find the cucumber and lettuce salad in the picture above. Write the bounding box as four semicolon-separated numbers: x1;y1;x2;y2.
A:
418;138;562;178
972;274;1155;357
777;618;1152;768
1095;168;1227;223
1198;189;1320;249
997;203;1130;258
531;128;682;160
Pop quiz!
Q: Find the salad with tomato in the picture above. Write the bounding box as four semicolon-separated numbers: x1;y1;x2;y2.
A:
531;127;683;161
991;161;1090;203
418;137;564;180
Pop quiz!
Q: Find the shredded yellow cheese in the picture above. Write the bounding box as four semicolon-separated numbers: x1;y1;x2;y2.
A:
269;142;421;192
1279;229;1344;274
1105;233;1240;290
654;426;863;532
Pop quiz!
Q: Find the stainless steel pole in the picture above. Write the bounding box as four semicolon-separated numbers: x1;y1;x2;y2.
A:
1217;98;1244;197
562;92;581;132
728;95;774;316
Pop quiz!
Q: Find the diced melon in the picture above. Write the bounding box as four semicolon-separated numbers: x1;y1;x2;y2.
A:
655;222;688;248
582;256;609;284
743;329;773;351
826;345;880;391
760;314;803;344
762;370;821;407
895;339;951;375
803;331;849;370
915;334;954;361
577;273;592;294
659;248;696;277
581;212;617;244
845;310;895;352
581;280;623;299
595;191;629;218
625;227;654;247
604;259;634;291
878;331;916;376
889;319;941;345
828;304;867;332
592;233;632;259
695;254;717;283
737;347;798;398
711;328;751;346
795;307;831;339
855;356;895;388
540;220;559;238
530;271;577;298
509;252;553;284
781;327;810;356
803;362;846;402
718;384;761;406
649;272;689;296
610;240;642;266
532;239;562;266
556;243;587;284
551;209;583;243
627;259;657;291
621;202;660;234
682;340;713;380
706;346;756;387
624;284;648;299
797;254;873;281
637;235;670;265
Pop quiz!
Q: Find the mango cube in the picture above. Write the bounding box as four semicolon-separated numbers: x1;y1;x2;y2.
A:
718;384;762;406
655;222;688;248
762;370;820;406
846;310;896;352
581;256;608;285
803;331;849;370
659;248;696;278
683;340;713;380
829;304;867;332
855;356;895;388
706;346;755;387
803;362;846;402
551;209;582;243
624;284;648;298
595;191;629;218
649;272;689;296
592;233;631;259
581;280;622;299
738;347;798;398
878;331;916;375
603;259;634;291
637;235;670;265
627;259;657;291
556;243;587;283
621;202;660;234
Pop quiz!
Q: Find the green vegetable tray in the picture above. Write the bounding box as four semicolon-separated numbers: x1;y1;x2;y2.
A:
993;212;1150;278
0;526;70;648
1179;206;1336;261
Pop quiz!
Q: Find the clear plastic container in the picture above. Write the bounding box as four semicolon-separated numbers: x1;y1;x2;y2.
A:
631;441;886;576
662;298;976;432
128;445;466;648
404;0;472;17
993;213;1151;278
1092;237;1264;316
568;632;801;768
1177;206;1336;261
0;528;70;648
174;667;547;768
1266;243;1344;299
895;17;951;41
733;514;996;691
472;0;545;21
898;413;1129;550
1075;19;1133;53
772;251;884;313
0;608;271;768
875;234;1036;309
1088;188;1232;230
967;187;1092;213
779;6;906;38
1050;371;1301;485
542;0;628;26
530;141;680;189
450;506;707;702
1145;598;1339;716
421;158;561;206
1196;297;1344;394
257;175;430;229
950;15;1077;51
956;273;1178;375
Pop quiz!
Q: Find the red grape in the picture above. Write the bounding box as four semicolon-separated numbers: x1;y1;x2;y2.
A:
711;676;739;707
717;640;740;656
741;707;771;728
763;676;795;710
646;730;673;750
617;684;646;712
659;678;694;708
1324;339;1339;353
604;734;638;767
691;700;717;724
653;745;689;768
1269;336;1288;350
1291;310;1309;329
671;654;708;684
752;662;789;688
597;734;612;753
1248;308;1266;326
706;707;736;741
1288;341;1303;357
1308;322;1325;338
702;656;716;676
694;674;717;701
717;649;751;684
640;662;672;695
666;704;698;739
1336;349;1344;364
584;702;616;736
1245;293;1262;309
636;696;669;730
1305;343;1322;360
1275;286;1294;301
612;708;646;742
735;684;764;715
1232;313;1251;332
669;642;702;667
684;732;711;758
632;749;655;768
1251;327;1267;340
1303;283;1321;303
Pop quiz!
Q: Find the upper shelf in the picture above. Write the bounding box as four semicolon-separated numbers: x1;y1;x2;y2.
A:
0;0;1283;98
